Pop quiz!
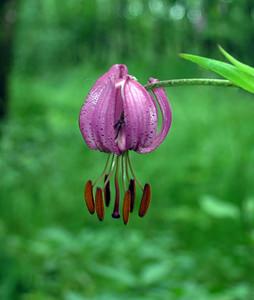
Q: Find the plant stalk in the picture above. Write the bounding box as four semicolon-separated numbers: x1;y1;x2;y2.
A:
145;78;236;89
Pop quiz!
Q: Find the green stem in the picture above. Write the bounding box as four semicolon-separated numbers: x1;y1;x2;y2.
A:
145;78;236;90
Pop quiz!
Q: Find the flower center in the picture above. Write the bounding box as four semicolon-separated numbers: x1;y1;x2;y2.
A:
83;152;151;225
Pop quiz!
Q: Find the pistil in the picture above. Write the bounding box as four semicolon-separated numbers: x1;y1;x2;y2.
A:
112;156;120;218
84;151;152;223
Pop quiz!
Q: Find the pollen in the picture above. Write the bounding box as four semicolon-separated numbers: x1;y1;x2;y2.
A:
123;190;131;225
80;64;172;224
84;180;95;214
139;183;151;217
95;187;104;221
129;179;136;212
82;153;153;224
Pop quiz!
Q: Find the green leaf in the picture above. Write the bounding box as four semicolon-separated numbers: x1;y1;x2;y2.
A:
180;53;254;93
218;45;254;77
199;195;239;219
140;262;170;285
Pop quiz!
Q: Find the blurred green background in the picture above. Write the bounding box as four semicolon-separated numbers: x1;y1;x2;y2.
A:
1;0;254;299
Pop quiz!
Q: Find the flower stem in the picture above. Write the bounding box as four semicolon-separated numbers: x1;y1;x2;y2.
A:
145;78;236;90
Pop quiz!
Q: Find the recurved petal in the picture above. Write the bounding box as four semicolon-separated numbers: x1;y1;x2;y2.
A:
137;78;172;153
79;64;128;151
121;77;157;151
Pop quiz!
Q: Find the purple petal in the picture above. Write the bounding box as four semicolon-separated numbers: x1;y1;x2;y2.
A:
137;78;172;153
91;78;121;154
120;77;157;151
79;64;128;152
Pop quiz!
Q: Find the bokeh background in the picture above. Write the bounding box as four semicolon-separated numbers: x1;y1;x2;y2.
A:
1;0;254;299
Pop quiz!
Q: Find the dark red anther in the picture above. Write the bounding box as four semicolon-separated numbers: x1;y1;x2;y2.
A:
95;187;104;221
138;183;151;217
112;174;120;218
129;179;136;212
104;174;111;207
122;190;131;225
84;180;95;214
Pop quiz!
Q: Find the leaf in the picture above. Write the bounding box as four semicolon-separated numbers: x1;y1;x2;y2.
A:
218;45;254;77
140;262;170;285
180;53;254;93
199;195;239;219
90;263;136;286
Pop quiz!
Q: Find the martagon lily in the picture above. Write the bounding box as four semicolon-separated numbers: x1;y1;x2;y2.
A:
79;64;172;224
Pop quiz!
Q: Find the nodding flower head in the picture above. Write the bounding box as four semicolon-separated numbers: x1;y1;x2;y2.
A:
79;64;172;224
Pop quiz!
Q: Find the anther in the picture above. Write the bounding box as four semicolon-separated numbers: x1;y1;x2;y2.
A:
138;183;151;217
84;180;95;214
112;173;120;218
104;174;111;207
123;190;131;225
129;179;136;212
95;187;104;221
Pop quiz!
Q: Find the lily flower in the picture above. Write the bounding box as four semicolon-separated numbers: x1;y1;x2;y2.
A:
79;64;172;224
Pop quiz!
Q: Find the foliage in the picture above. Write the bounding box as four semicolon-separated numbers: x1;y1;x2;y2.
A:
1;0;254;299
180;47;254;93
1;68;254;299
15;0;254;75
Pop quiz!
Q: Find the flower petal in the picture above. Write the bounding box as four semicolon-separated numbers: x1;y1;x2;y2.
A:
91;78;121;154
120;77;157;151
79;64;128;152
137;78;172;153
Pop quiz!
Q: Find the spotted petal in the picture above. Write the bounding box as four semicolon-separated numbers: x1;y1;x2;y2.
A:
79;64;128;152
120;77;157;151
137;78;172;153
91;78;121;154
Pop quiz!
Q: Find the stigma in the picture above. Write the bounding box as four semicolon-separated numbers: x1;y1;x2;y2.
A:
84;152;151;225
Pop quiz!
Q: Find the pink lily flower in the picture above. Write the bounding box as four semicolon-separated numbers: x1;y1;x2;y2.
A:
79;64;172;224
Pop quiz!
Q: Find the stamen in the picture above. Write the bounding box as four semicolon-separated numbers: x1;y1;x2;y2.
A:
112;156;120;218
93;154;112;187
104;174;111;207
121;155;126;191
103;155;117;188
129;179;136;212
84;180;95;214
124;152;130;181
126;151;143;190
138;183;151;217
95;187;104;221
122;190;131;225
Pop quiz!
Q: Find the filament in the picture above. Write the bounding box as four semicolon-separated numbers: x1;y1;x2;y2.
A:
126;152;143;190
124;152;130;181
103;154;117;188
121;154;127;191
93;154;112;187
112;156;120;218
